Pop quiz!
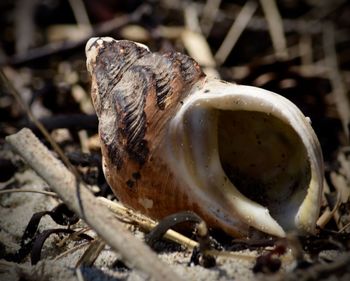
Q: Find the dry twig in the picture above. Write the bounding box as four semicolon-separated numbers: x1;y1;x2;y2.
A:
6;128;183;281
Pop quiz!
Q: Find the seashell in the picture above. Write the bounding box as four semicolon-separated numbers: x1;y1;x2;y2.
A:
85;37;324;238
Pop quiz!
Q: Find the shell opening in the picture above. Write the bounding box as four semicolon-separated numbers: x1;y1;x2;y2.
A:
217;110;311;230
166;80;322;237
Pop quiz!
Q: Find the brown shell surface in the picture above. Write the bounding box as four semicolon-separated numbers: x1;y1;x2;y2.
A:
88;39;229;231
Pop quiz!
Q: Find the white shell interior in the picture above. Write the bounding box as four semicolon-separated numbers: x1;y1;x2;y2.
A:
164;79;323;237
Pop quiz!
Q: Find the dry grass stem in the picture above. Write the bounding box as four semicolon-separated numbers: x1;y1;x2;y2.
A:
97;197;199;249
183;4;219;78
200;0;222;36
214;1;257;65
53;241;91;261
323;23;350;139
317;192;342;229
68;0;92;29
260;0;288;59
56;227;91;248
0;189;58;197
75;238;105;268
299;35;313;67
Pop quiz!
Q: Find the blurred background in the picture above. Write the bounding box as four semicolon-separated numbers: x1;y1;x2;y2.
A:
0;0;349;228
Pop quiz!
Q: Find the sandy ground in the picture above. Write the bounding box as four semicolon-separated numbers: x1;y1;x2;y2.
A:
0;167;347;281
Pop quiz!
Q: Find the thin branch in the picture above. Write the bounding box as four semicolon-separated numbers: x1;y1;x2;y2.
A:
5;128;183;281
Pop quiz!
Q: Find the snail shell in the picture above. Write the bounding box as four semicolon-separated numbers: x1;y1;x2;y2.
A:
86;37;324;238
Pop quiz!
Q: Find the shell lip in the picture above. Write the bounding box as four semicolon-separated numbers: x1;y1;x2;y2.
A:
165;79;323;237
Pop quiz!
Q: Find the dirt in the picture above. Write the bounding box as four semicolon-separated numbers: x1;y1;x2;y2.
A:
1;167;349;281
